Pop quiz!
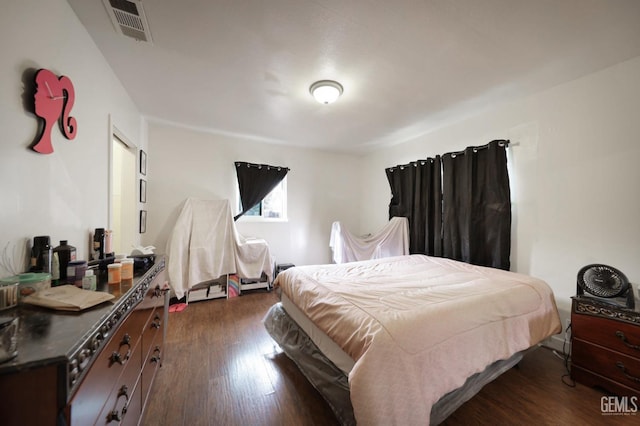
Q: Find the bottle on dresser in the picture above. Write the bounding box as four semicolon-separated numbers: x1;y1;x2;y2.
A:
53;240;76;284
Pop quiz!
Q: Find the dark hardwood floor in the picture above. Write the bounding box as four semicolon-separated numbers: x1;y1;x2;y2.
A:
143;291;637;425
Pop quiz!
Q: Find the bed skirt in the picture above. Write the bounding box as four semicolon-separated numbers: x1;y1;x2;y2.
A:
263;302;525;425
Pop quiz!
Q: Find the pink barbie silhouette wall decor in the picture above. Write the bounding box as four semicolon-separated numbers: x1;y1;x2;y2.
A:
32;69;77;154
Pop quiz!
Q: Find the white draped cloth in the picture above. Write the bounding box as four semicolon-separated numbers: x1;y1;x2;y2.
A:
329;216;410;264
166;198;273;299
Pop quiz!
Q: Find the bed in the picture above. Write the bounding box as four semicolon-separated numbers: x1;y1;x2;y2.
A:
264;254;561;425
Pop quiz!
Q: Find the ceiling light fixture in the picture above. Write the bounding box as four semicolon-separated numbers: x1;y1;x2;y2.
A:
309;80;344;104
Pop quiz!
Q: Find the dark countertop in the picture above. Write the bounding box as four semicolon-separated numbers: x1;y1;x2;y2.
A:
0;256;166;378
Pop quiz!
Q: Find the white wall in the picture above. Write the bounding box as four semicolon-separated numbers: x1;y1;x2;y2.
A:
145;121;363;267
361;55;640;330
0;0;143;273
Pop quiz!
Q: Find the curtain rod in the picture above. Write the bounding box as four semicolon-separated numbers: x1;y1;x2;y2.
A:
234;161;289;172
445;139;511;158
386;157;438;172
386;139;513;172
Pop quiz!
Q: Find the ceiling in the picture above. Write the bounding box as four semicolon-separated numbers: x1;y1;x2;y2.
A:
67;0;640;154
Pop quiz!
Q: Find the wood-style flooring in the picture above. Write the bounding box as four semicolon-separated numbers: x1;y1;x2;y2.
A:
143;290;638;425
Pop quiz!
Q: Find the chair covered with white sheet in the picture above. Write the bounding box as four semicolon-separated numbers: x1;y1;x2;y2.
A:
329;216;410;264
166;198;274;299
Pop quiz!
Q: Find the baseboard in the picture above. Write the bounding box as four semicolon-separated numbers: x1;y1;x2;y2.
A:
542;334;568;353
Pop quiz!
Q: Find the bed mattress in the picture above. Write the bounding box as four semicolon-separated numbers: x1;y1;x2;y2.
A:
273;254;561;425
281;293;355;374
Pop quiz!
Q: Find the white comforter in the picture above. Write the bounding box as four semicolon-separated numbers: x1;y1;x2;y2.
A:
275;255;561;425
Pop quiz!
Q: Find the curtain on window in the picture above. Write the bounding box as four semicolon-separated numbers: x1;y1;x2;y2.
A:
385;156;443;256
234;162;289;221
441;140;511;270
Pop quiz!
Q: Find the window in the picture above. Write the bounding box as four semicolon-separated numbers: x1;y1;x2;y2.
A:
239;177;287;221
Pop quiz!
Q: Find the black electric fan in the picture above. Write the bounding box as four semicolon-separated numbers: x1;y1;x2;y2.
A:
577;264;634;309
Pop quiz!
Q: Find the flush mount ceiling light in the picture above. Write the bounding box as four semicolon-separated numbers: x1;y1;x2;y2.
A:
309;80;344;104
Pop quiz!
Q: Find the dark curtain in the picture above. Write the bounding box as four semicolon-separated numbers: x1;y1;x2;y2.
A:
234;162;289;221
385;156;442;255
441;140;511;270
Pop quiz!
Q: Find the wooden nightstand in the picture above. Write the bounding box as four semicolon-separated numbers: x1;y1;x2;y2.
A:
571;296;640;397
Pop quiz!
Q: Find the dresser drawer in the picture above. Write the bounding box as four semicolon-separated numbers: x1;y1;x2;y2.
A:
141;341;162;410
95;344;142;426
143;308;162;359
572;313;640;359
571;364;640;398
572;339;640;392
137;269;167;310
126;306;158;362
121;383;143;426
69;313;146;425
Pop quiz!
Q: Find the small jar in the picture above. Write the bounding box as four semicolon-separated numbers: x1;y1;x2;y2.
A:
107;263;122;286
67;260;87;287
75;261;87;287
120;259;134;281
82;269;97;291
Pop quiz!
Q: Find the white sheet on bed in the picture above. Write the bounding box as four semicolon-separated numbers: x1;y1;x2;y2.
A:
166;198;273;299
275;255;561;425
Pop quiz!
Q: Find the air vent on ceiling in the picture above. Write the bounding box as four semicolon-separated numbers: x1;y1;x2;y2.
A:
102;0;153;43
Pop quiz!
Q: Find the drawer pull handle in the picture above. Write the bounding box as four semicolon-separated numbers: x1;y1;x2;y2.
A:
151;317;162;329
107;410;121;422
109;349;131;366
109;335;132;366
615;331;640;350
152;285;162;299
106;385;129;422
615;362;640;383
151;345;161;364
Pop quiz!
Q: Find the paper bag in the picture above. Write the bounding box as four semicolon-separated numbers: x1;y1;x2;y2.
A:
22;285;115;311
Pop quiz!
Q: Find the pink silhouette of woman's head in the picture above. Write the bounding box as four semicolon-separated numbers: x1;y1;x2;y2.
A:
33;69;77;154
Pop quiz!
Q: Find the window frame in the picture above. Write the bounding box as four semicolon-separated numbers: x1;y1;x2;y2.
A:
236;176;288;222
